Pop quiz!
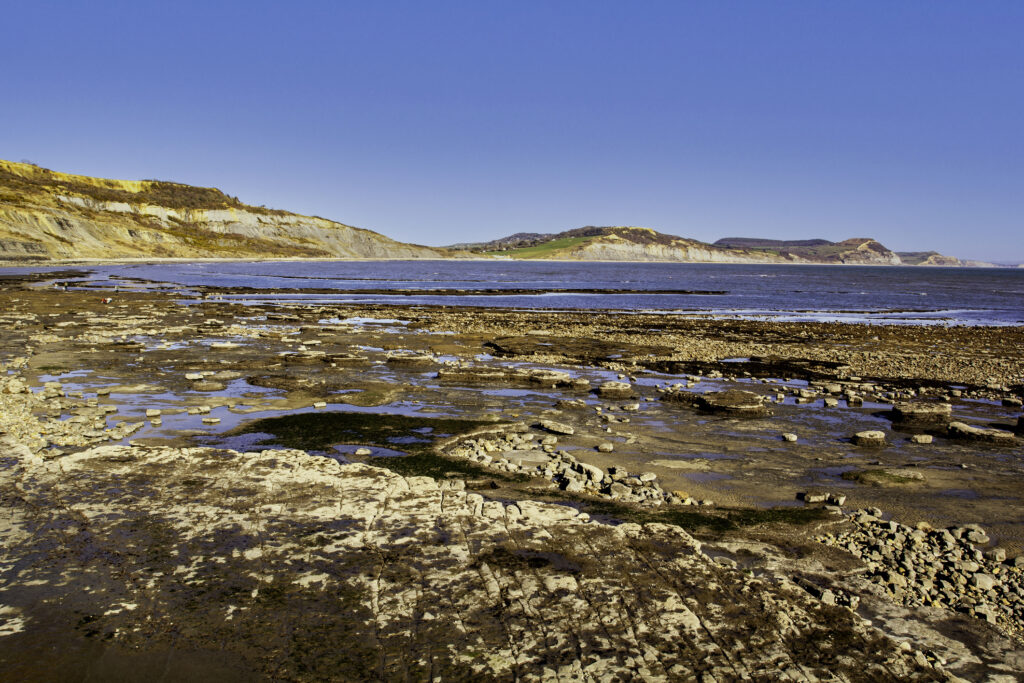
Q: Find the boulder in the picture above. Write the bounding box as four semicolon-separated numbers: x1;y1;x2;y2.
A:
538;420;575;436
947;421;1017;444
852;430;887;447
972;574;997;592
597;381;635;399
190;380;226;392
576;462;604;483
909;434;933;444
664;389;771;418
889;402;951;428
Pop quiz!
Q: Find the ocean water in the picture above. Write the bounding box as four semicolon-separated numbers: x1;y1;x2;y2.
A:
15;260;1024;325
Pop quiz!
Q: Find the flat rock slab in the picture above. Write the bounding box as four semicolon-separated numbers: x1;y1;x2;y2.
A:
538;419;575;435
663;389;772;418
0;444;941;681
436;365;584;389
948;421;1018;444
596;381;635;399
853;430;888;447
889;402;952;427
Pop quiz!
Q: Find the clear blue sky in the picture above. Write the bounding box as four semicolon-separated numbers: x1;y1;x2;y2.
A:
3;2;1022;262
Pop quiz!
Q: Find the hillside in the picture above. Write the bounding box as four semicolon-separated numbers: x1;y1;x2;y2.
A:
0;160;448;261
458;227;924;265
713;236;905;265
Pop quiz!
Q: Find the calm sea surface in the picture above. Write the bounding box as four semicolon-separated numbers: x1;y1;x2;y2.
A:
12;260;1024;325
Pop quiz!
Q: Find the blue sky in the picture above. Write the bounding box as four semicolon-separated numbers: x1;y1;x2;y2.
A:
3;2;1022;261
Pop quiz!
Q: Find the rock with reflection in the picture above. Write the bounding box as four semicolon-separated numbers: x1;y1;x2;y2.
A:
661;388;772;417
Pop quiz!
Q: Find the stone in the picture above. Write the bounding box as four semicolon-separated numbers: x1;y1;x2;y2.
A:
889;402;952;427
909;434;933;444
947;421;1017;444
664;389;771;418
827;493;846;506
354;448;373;456
201;417;220;424
191;380;227;392
538;420;574;436
984;548;1006;563
972;574;997;592
852;430;887;447
596;442;614;453
563;478;585;494
608;482;631;499
145;409;161;417
965;529;990;545
576;462;604;484
782;433;798;442
596;381;635;399
313;401;327;408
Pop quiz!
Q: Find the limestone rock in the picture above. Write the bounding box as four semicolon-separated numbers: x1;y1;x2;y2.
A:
538;420;574;436
663;389;771;418
596;381;635;399
889;402;952;427
852;430;887;447
947;421;1017;444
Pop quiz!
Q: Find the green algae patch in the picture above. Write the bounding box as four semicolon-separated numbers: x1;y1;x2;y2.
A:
231;410;492;454
229;410;518;480
371;451;510;480
578;498;830;534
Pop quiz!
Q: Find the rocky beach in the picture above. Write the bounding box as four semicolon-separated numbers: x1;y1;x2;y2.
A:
1;274;1023;681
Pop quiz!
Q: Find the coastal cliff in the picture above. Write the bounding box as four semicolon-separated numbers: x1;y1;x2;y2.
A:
457;227;948;265
1;160;987;265
0;160;447;261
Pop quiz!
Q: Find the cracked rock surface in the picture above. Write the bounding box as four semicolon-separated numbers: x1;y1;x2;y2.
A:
0;442;952;681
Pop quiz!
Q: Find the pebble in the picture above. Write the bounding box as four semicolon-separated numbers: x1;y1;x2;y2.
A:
820;512;1024;638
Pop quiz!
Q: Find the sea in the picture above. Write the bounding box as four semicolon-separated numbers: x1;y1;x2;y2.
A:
11;260;1024;326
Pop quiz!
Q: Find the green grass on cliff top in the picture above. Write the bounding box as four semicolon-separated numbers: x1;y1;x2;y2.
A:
485;236;592;259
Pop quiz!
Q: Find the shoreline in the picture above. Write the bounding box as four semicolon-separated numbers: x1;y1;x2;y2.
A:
0;255;1018;268
0;276;1022;677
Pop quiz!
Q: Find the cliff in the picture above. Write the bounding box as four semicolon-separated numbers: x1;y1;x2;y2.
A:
714;236;905;265
896;251;963;267
463;227;914;264
0;160;448;261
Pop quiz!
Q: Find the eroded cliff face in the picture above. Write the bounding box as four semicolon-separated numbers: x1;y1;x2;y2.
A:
478;227;919;265
0;160;447;260
562;233;792;263
830;238;902;265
